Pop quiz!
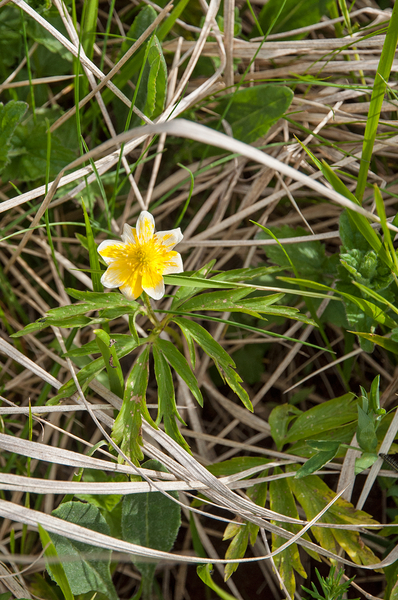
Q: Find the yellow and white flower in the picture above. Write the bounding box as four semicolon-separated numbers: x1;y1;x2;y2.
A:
98;211;183;301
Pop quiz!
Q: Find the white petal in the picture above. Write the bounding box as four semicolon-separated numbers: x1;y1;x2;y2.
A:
121;223;136;245
162;253;183;275
155;228;183;249
97;240;125;265
143;278;165;300
101;266;124;288
136;211;155;242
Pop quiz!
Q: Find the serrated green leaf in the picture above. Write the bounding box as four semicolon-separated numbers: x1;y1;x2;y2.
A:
50;336;138;403
173;317;253;411
49;502;117;600
180;288;253;314
145;36;167;119
112;346;153;464
287;466;379;566
153;344;191;453
156;338;203;406
94;329;124;399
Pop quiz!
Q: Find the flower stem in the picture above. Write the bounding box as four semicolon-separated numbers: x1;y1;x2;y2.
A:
142;292;160;327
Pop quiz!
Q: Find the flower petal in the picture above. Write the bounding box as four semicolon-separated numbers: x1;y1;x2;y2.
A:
142;270;165;300
98;240;126;265
119;272;143;300
155;228;183;250
121;223;137;245
162;252;183;275
101;264;125;288
136;211;155;242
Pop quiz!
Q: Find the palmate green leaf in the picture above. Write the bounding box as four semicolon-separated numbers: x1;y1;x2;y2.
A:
38;524;74;600
49;336;138;404
171;260;216;309
0;100;28;173
223;474;268;581
49;502;118;600
67;288;140;307
270;470;309;598
283;393;357;445
180;288;256;315
113;346;154;464
153;344;191;453
122;459;181;599
155;338;203;407
94;329;124;399
173;317;253;411
214;85;293;144
287;466;380;567
269;404;302;451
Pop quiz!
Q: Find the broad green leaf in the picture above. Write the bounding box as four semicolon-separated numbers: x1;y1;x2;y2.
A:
155;338;203;406
145;36;167;119
214;85;293;144
257;0;331;38
0;100;27;173
122;459;181;598
38;524;74;600
295;443;340;478
49;502;118;600
2;117;76;182
197;564;237;600
153;344;191;453
354;452;378;475
356;405;378;453
270;470;308;598
269;404;302;450
94;329;124;399
283;393;357;445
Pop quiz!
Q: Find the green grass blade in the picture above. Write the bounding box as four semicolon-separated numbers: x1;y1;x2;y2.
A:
356;0;398;202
